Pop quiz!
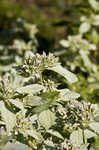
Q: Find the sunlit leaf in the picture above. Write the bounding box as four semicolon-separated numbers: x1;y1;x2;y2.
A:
38;110;56;130
16;84;44;94
48;65;78;83
47;129;64;140
89;0;99;11
89;122;99;134
4;142;32;150
25;130;43;141
79;144;88;150
8;99;24;110
60;40;70;47
79;50;92;72
84;129;97;139
79;22;91;34
70;128;83;146
0;101;16;134
58;89;80;101
24;95;44;107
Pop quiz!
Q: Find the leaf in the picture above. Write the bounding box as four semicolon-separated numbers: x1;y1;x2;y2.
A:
38;110;56;130
8;99;24;110
79;144;88;150
0;101;16;134
0;120;5;125
47;65;78;83
24;95;44;107
90;147;96;150
32;91;59;114
41;91;59;100
70;128;83;146
16;84;44;94
89;0;99;11
93;15;99;26
94;113;99;122
47;129;64;140
89;122;99;134
44;140;56;150
25;130;43;141
79;22;91;34
58;89;80;101
60;40;70;47
79;50;92;72
4;142;32;150
30;114;37;123
72;144;88;150
84;129;97;139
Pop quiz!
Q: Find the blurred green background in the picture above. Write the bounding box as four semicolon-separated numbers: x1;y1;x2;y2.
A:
0;0;90;51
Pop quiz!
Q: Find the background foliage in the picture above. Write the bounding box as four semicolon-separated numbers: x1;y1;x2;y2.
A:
0;0;99;150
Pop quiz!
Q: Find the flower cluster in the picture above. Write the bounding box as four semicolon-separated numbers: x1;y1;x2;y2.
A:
19;52;59;77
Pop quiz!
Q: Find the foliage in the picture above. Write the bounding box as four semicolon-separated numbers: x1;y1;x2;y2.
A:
0;52;98;150
0;0;99;149
0;18;38;73
55;0;99;105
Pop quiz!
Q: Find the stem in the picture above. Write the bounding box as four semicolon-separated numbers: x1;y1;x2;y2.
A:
25;135;36;150
40;73;43;85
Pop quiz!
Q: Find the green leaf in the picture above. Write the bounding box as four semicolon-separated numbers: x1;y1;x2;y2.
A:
89;0;99;11
41;91;59;100
72;144;88;150
0;120;5;125
93;15;99;26
70;128;83;146
4;142;32;150
47;130;64;140
79;144;88;150
47;65;78;83
60;40;70;47
30;114;37;123
38;110;56;130
58;89;80;101
94;113;99;122
79;22;91;34
79;50;92;72
16;84;44;95
0;101;16;134
25;130;43;141
89;122;99;134
90;147;96;150
84;129;97;139
24;95;44;107
8;99;24;110
32;91;59;114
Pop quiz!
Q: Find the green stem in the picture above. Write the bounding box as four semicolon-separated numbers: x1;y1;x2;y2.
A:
40;73;43;85
25;135;36;150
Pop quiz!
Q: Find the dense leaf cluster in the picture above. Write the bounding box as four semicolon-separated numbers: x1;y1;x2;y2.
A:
0;0;99;150
0;52;98;150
